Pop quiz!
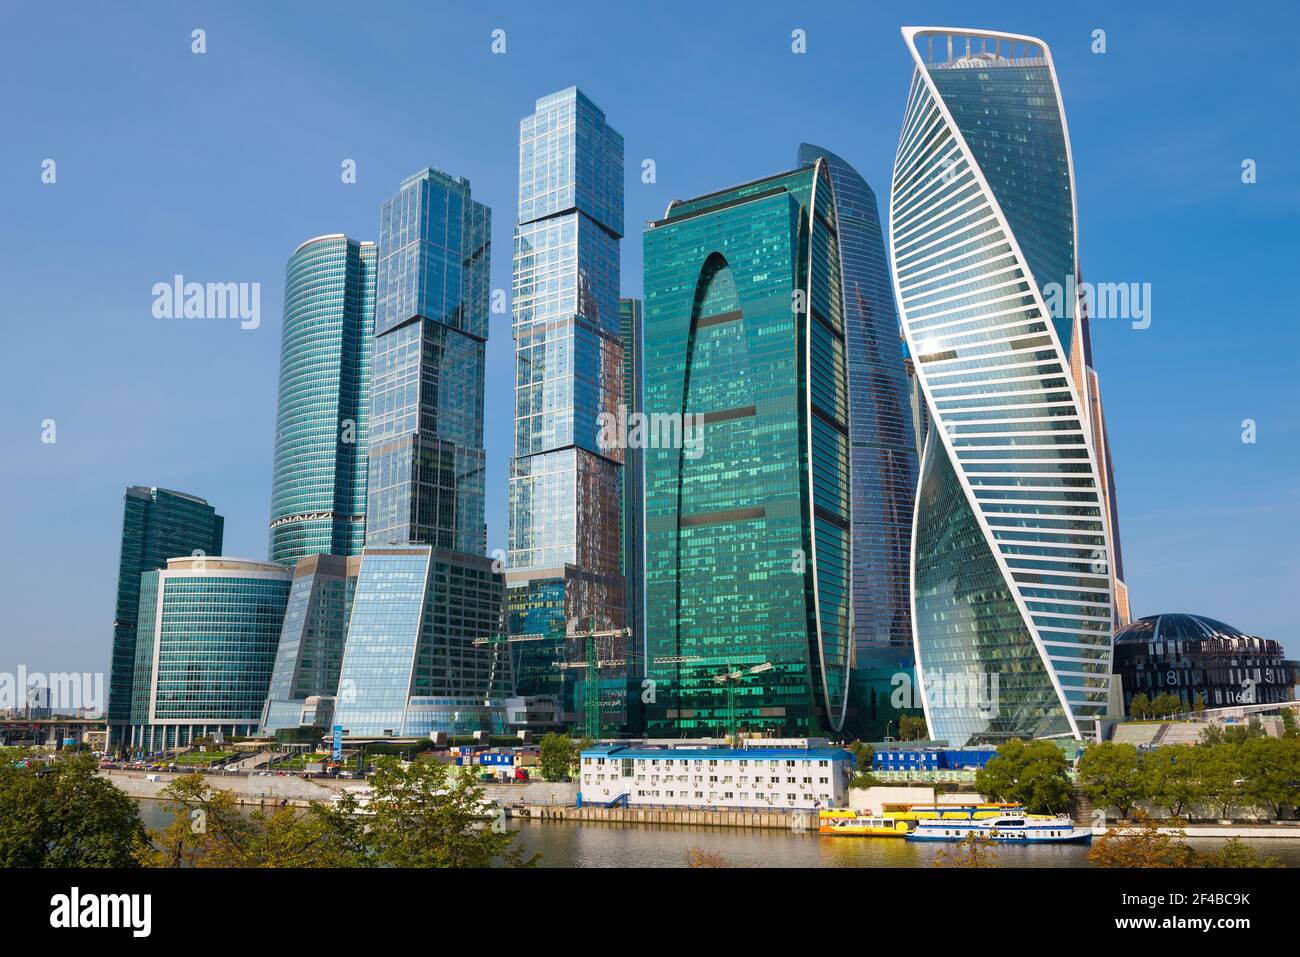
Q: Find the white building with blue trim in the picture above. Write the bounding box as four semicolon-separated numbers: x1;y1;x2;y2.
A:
579;741;853;810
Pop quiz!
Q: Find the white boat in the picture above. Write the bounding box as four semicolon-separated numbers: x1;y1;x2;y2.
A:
905;813;1090;844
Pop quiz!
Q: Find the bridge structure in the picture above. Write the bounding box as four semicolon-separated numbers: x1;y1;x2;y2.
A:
0;717;106;749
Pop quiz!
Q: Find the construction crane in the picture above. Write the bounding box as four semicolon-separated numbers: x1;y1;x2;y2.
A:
556;619;635;740
713;662;774;745
478;621;636;740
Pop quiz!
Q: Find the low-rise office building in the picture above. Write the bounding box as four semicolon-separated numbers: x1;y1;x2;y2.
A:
579;742;852;810
126;557;292;752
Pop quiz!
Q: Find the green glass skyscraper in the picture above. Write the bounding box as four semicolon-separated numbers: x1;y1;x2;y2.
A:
642;162;852;738
268;235;376;566
107;486;224;742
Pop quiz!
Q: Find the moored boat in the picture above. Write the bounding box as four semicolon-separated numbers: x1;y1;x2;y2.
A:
818;811;911;837
905;812;1090;844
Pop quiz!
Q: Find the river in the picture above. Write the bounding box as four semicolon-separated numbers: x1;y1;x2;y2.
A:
132;799;1300;868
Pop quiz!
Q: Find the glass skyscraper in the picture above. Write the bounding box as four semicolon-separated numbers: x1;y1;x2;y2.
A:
126;557;290;752
890;27;1120;745
268;235;376;566
797;143;919;738
107;486;224;740
365;168;490;553
618;297;645;678
642;163;852;738
329;168;507;739
260;553;361;734
506;88;628;731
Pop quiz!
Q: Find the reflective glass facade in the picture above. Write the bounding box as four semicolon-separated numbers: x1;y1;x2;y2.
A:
797;144;918;737
642;164;852;737
126;558;290;752
108;486;224;730
366;168;490;553
507;88;628;730
891;28;1116;744
259;553;361;733
268;236;376;566
331;546;507;737
619;298;645;668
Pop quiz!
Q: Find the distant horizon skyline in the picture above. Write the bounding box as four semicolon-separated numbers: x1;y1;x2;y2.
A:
3;1;1297;678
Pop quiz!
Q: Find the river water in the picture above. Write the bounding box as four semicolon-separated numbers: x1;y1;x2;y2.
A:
133;799;1300;868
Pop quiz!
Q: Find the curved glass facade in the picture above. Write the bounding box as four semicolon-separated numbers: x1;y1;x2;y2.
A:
126;557;291;752
269;235;375;566
891;28;1116;744
798;144;919;737
642;163;851;737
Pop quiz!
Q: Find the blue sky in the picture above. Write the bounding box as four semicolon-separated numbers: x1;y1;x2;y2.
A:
1;0;1297;676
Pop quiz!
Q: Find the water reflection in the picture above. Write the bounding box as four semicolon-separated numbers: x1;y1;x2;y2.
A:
134;799;1300;869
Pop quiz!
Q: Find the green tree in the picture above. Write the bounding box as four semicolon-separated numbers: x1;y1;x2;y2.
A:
846;741;878;789
1200;719;1268;746
1142;744;1204;819
0;753;146;867
1280;709;1297;739
1129;693;1150;720
898;714;928;742
1192;692;1207;715
1154;692;1182;718
974;739;1072;814
538;733;578;782
319;757;537;868
1077;742;1146;821
1197;743;1243;820
143;773;363;868
1239;736;1300;820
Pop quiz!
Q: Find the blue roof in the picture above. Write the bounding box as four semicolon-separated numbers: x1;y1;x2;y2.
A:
581;746;851;761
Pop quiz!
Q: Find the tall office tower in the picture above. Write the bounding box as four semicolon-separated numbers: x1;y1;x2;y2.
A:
506;88;627;732
107;487;223;742
798;144;919;738
364;168;490;552
331;169;507;739
618;297;645;679
1072;343;1130;625
268;235;376;566
260;553;361;735
890;27;1119;745
642;163;852;738
126;557;290;752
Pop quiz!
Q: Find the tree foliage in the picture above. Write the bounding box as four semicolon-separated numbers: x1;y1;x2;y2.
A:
1089;811;1281;868
974;739;1073;814
1141;744;1204;818
1077;742;1145;821
0;753;146;867
898;714;928;742
932;831;999;868
538;733;578;782
144;759;538;868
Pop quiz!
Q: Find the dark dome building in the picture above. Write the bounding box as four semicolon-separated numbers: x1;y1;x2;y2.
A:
1113;613;1297;712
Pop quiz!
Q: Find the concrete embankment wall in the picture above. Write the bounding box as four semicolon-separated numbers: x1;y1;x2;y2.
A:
103;770;578;810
